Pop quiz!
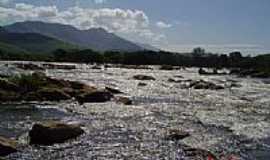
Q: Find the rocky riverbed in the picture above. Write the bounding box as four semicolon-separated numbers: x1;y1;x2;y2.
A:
0;61;270;160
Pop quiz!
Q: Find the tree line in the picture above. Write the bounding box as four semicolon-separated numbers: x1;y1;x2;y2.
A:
0;47;269;72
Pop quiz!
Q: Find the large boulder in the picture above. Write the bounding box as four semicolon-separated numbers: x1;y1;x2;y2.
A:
76;90;113;104
29;122;84;145
0;136;17;156
133;75;155;81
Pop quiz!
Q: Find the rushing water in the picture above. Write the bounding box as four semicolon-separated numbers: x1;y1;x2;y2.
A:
1;62;270;160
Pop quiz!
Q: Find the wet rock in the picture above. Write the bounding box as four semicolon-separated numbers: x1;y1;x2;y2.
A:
133;75;155;81
91;65;102;70
105;87;123;94
29;122;84;145
76;90;113;104
14;63;44;71
42;64;76;70
160;65;174;70
138;82;147;87
0;91;20;102
0;136;17;156
25;88;71;101
168;78;183;83
165;129;190;141
190;80;224;90
115;96;132;105
0;79;19;91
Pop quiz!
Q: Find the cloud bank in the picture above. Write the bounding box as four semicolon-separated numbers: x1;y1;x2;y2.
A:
0;2;165;42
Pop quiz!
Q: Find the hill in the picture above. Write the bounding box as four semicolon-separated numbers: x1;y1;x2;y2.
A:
0;30;77;54
4;21;144;52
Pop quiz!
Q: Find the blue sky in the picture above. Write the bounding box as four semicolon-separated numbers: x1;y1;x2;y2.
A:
1;0;270;55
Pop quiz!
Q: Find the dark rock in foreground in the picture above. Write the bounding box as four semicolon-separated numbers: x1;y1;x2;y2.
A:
29;122;84;145
133;75;155;81
0;136;17;156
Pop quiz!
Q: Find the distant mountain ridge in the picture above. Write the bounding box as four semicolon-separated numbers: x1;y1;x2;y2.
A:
0;27;77;53
4;21;144;52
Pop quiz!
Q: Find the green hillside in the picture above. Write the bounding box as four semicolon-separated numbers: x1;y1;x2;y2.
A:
0;32;79;54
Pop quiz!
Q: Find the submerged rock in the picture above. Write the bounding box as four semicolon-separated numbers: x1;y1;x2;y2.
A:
0;136;17;156
25;88;71;101
29;122;84;145
165;129;190;141
133;75;155;81
138;82;147;87
115;96;132;105
76;90;113;104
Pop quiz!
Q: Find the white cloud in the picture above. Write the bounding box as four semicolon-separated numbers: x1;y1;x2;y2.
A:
156;21;172;29
94;0;106;4
0;3;166;42
0;0;11;6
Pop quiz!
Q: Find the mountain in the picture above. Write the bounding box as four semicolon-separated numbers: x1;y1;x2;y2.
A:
4;21;144;52
0;29;77;54
136;43;160;52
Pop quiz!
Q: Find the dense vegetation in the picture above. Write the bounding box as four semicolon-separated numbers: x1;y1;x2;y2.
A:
0;46;269;72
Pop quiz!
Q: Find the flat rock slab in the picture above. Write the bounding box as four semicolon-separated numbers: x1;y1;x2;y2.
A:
29;122;84;145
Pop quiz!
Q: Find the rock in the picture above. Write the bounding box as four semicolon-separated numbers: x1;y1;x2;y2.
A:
165;129;190;141
0;136;17;156
25;88;71;101
105;87;123;94
190;80;224;90
133;75;155;81
76;90;113;104
0;79;19;92
91;65;102;70
29;122;84;145
138;82;147;87
14;63;44;71
42;64;76;70
115;96;132;105
168;78;182;83
0;91;19;102
160;65;174;70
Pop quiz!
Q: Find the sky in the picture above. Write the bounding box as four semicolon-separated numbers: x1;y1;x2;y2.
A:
0;0;270;55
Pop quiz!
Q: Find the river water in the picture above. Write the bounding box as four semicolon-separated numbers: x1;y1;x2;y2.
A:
1;62;270;160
